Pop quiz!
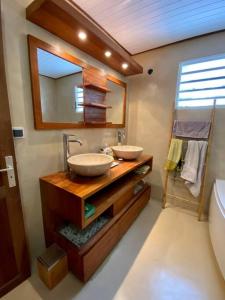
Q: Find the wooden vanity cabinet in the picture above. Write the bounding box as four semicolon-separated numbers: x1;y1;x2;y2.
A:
40;155;153;281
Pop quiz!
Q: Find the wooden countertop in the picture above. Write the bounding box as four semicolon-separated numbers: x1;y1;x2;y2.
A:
40;154;153;200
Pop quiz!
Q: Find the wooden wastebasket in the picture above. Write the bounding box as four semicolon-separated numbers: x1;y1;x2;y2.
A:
37;243;68;289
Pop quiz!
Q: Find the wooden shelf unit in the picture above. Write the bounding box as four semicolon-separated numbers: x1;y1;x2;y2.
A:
79;84;111;93
82;67;110;124
40;154;153;281
84;172;151;227
79;103;112;109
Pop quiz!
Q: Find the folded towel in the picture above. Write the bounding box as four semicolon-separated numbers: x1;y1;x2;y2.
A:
173;121;210;139
165;138;183;171
181;141;200;183
185;141;208;198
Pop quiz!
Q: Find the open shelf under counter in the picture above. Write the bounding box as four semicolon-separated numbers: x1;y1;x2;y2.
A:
84;172;151;227
53;184;151;281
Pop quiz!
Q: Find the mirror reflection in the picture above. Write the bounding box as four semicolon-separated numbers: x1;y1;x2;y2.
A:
106;80;125;124
38;48;84;123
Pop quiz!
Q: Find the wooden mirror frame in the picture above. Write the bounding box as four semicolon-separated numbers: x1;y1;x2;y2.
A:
27;35;127;129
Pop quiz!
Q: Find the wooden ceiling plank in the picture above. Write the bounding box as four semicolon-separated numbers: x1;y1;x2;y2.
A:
74;0;225;54
86;0;176;24
115;5;225;40
108;0;225;32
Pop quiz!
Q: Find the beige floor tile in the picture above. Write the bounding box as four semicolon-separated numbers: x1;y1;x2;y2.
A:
2;200;225;300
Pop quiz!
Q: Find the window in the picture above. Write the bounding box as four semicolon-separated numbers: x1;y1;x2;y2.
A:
75;86;84;113
176;54;225;108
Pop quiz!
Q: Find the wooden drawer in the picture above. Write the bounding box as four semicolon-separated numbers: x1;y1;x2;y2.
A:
112;181;147;216
81;186;150;281
118;185;151;238
111;185;135;216
82;222;120;281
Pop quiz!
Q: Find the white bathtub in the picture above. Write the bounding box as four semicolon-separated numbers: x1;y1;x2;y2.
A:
209;179;225;279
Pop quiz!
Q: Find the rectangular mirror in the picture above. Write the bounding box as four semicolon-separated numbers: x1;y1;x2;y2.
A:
106;78;126;125
28;35;126;129
38;48;84;124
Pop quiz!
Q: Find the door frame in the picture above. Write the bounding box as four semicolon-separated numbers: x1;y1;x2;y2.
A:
0;0;30;296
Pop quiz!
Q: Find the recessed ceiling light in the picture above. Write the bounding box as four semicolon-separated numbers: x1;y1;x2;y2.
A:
105;51;112;58
78;31;87;41
122;63;128;70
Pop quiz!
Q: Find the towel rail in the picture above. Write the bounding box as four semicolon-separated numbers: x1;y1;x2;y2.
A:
162;100;216;221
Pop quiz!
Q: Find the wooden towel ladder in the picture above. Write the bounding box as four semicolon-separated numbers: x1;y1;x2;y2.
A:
162;100;216;221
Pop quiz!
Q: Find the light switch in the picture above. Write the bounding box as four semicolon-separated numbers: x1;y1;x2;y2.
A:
12;127;25;139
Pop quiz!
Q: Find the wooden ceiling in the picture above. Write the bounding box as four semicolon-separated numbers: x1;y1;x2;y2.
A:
26;0;143;76
73;0;225;55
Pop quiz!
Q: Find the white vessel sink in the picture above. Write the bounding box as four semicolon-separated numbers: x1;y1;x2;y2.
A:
112;145;143;160
67;153;114;177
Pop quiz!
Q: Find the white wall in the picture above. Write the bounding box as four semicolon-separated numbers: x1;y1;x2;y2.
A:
128;32;225;208
39;75;57;122
106;80;124;124
55;73;83;123
2;0;125;259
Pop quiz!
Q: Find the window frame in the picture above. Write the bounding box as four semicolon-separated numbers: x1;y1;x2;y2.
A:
175;53;225;109
75;86;84;113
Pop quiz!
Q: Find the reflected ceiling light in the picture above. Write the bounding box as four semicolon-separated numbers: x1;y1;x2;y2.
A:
105;51;112;58
122;63;128;70
78;31;87;40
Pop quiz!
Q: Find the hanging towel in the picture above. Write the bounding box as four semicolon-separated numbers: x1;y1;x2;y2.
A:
180;140;200;183
185;141;208;198
173;121;210;139
164;138;183;171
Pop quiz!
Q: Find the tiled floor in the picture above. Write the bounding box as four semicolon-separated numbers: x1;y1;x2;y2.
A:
3;199;225;300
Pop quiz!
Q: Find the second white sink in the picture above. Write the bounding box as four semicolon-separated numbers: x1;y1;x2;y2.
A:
112;145;143;160
67;153;114;177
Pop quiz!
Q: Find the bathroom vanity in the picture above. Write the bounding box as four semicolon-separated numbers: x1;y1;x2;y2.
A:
40;154;152;281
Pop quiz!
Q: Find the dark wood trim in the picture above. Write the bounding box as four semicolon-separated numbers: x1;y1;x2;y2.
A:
107;74;127;88
26;0;143;76
28;35;126;129
132;29;225;56
28;35;87;67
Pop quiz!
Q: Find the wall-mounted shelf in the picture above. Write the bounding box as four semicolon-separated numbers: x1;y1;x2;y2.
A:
80;103;112;109
84;121;106;125
80;84;111;93
26;0;143;76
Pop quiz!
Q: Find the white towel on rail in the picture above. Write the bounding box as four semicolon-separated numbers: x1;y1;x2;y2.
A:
185;141;208;198
181;141;200;183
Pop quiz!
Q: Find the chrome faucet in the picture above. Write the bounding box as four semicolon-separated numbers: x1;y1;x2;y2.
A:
63;133;83;172
117;130;126;145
